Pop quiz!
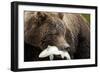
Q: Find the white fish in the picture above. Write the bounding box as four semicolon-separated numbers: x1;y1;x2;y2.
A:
39;45;71;60
61;51;71;60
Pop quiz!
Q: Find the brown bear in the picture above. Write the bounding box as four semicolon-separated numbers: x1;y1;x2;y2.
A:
24;11;90;61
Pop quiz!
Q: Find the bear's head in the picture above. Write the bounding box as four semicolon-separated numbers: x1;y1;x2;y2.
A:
24;12;73;60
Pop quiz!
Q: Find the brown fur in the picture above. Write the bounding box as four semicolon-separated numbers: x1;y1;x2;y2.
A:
24;11;90;61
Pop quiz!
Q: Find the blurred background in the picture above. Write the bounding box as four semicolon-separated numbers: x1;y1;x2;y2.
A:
82;14;90;24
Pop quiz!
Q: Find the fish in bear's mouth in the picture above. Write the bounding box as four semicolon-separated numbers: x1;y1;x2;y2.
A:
39;45;71;60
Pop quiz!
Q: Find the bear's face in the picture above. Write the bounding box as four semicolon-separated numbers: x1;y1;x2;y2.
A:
25;12;72;60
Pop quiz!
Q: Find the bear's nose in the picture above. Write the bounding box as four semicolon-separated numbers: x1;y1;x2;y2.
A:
58;43;70;51
63;43;70;49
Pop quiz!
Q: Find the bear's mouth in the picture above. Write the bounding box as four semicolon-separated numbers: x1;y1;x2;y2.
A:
39;45;71;60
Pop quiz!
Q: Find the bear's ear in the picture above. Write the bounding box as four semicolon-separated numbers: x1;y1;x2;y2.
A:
58;13;64;19
37;12;47;22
